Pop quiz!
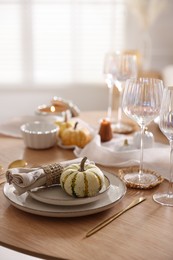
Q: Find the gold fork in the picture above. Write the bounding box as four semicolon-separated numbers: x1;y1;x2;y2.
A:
86;197;146;238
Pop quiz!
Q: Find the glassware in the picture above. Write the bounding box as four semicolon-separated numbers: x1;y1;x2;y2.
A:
153;87;173;206
111;52;138;133
122;77;163;187
103;53;116;121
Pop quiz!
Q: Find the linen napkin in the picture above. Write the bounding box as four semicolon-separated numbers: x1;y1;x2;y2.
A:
74;134;171;180
6;158;91;195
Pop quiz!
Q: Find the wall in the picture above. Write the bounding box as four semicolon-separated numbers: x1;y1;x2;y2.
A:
0;86;108;123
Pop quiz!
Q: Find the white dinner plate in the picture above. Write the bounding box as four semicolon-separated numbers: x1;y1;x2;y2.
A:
3;171;126;217
28;175;110;206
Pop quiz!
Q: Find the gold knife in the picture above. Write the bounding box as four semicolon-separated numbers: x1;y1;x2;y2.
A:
86;197;146;238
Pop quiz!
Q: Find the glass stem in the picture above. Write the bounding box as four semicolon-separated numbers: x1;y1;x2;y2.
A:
139;125;145;178
168;140;173;195
117;89;123;124
107;83;113;120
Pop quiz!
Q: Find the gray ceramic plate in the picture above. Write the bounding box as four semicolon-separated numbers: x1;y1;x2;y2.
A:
3;170;126;217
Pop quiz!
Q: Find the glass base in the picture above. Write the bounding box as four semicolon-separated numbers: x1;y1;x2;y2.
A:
124;172;158;186
119;167;164;189
153;193;173;207
111;122;133;134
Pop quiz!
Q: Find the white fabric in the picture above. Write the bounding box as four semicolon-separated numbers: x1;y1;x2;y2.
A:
74;134;171;180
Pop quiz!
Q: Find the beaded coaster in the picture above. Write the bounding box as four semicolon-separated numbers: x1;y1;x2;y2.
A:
118;166;164;189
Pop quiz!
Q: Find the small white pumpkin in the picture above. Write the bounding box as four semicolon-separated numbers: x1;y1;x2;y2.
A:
60;157;105;198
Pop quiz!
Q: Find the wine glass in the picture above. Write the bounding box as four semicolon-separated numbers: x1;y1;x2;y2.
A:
122;78;163;187
103;52;116;121
111;52;138;133
153;87;173;206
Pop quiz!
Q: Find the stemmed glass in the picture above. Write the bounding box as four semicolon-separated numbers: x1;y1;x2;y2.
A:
103;53;116;121
122;78;163;187
104;52;138;133
153;87;173;206
113;53;138;133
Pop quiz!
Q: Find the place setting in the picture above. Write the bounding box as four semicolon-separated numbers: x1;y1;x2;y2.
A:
3;157;127;217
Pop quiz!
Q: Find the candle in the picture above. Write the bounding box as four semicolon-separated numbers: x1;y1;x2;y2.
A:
98;119;113;142
38;105;67;114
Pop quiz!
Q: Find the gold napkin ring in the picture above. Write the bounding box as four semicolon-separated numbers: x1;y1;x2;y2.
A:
42;163;63;186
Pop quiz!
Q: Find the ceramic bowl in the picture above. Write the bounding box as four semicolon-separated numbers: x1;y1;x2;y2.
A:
21;121;58;149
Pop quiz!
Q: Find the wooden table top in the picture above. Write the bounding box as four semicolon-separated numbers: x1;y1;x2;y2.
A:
0;111;172;260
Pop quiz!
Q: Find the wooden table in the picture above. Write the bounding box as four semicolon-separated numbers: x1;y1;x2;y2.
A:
0;111;172;260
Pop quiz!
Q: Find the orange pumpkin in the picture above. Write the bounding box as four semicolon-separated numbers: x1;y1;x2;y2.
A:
61;122;92;148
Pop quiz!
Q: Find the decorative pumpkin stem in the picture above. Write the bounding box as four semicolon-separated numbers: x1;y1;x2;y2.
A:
74;122;78;130
80;157;87;172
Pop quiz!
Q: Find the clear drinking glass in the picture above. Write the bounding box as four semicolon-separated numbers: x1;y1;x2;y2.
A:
103;52;138;129
122;78;163;187
103;53;116;121
153;87;173;206
110;53;138;133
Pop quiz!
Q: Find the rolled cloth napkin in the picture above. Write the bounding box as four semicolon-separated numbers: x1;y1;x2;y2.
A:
6;158;91;195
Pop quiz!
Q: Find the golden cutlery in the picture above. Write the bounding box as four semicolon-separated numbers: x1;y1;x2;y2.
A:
0;164;3;175
85;197;146;238
0;178;5;185
0;159;28;185
8;159;28;169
